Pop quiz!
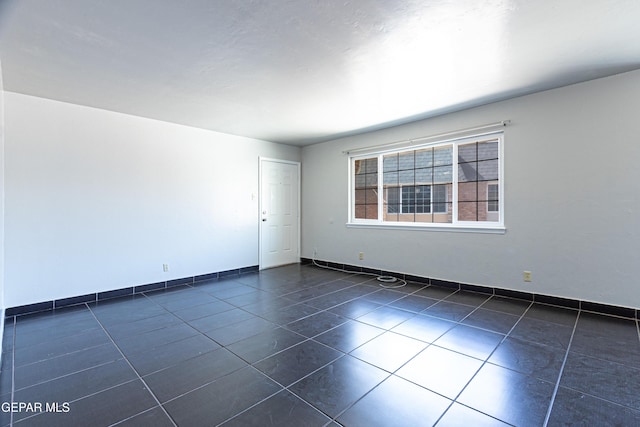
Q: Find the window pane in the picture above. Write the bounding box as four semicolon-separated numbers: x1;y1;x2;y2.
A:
398;151;415;170
384;171;398;186
385;186;400;221
398;169;415;186
433;165;452;183
458;181;478;202
458;162;477;182
365;158;378;173
458;201;478;221
353;157;378;220
383;154;398;172
366;204;378;219
434;145;453;166
433;185;447;213
416;185;431;213
477;159;498;181
415;148;433;168
478;140;499;161
487;183;499;213
458;143;477;162
415;167;432;185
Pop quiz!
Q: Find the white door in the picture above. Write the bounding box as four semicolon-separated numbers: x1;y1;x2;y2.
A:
259;158;300;269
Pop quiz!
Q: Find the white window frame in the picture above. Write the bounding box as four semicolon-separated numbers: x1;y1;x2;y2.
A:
347;132;505;233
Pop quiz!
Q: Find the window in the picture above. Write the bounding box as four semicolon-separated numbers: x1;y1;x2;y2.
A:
350;132;503;230
487;183;499;212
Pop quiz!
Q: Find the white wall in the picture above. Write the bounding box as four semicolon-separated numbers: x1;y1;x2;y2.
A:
302;69;640;309
4;93;300;307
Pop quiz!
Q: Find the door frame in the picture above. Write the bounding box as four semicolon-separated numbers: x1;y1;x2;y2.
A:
258;157;301;270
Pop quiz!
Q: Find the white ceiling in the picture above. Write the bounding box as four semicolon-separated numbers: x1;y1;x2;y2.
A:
1;0;639;146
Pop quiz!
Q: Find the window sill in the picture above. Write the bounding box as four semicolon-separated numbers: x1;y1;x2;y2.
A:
346;222;506;234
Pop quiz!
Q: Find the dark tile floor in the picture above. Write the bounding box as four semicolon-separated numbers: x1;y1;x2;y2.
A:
1;264;640;426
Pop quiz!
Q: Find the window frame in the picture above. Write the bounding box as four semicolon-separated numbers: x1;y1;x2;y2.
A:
347;132;505;233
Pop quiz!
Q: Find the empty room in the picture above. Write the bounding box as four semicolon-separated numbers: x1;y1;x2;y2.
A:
0;0;639;425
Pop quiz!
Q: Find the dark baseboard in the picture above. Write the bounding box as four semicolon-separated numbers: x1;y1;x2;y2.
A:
301;257;639;320
5;265;260;317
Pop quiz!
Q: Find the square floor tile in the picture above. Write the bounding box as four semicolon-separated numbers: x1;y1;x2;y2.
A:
328;300;381;319
481;296;530;316
14;343;122;390
144;347;246;402
436;403;511;427
523;304;577;327
391;314;456;343
187;308;255;333
14;379;157;427
434;324;504;361
284;311;348;338
509;317;573;350
289;355;388;417
314;320;384;353
388;294;438;313
126;334;220;375
560;351;640;410
457;363;555;426
396;345;483;399
163;366;281;426
569;312;640;368
444;290;490;307
254;340;342;387
222;390;331;426
356;306;415;330
260;303;320;325
204;316;275;346
423;301;476;322
350;331;427;372
547;386;640;426
13;359;136;416
488;336;565;383
226;327;306;363
14;328;111;367
171;299;235;321
113;322;200;357
337;375;451;427
105;312;183;340
113;406;175;427
461;308;520;335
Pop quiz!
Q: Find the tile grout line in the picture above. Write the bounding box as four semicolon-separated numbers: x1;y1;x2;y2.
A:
542;310;581;427
85;303;179;427
10;316;16;427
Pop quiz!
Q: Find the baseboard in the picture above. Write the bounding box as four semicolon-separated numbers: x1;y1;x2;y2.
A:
4;265;259;317
301;257;639;320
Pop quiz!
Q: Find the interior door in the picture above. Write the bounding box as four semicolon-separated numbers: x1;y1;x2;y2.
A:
259;158;300;269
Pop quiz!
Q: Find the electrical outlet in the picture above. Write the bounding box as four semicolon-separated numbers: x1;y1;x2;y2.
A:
523;271;532;282
163;263;169;272
359;252;364;260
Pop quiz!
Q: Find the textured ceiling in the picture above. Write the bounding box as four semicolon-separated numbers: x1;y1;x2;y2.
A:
1;0;639;145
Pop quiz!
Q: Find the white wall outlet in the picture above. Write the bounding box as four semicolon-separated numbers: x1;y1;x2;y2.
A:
163;263;169;272
359;252;364;260
523;271;532;282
